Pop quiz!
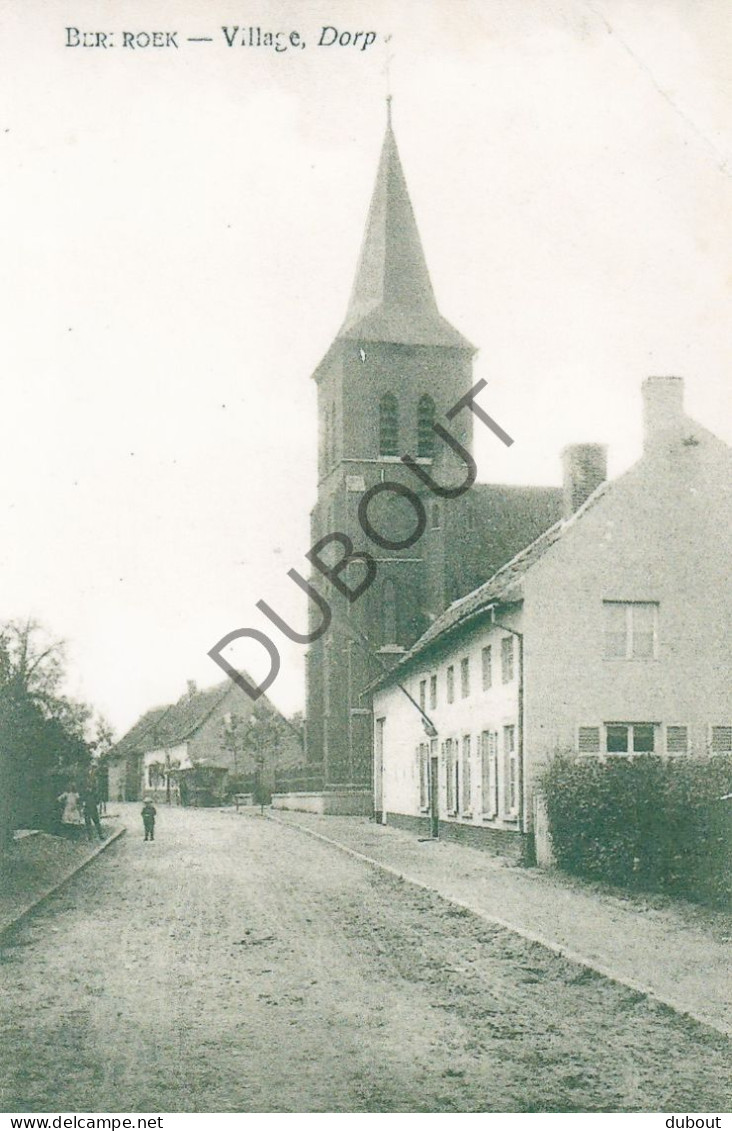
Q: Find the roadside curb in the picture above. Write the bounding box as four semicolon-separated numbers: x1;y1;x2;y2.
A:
0;826;127;942
267;813;730;1040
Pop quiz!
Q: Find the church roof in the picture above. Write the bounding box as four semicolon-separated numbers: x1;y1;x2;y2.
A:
337;115;473;351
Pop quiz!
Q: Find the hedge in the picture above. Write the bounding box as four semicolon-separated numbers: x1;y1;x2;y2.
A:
539;753;732;905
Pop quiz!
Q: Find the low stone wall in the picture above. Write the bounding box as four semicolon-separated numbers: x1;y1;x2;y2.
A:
272;790;374;816
385;811;527;863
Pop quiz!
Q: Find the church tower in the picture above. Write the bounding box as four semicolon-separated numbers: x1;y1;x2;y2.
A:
306;109;476;788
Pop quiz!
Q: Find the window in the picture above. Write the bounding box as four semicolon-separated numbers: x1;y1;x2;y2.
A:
429;675;437;710
323;403;336;470
481;646;492;691
381;579;398;646
578;726;601;754
417;395;436;458
461;736;472;814
711;726;732;753
481;731;499;817
148;763;165;789
445;739;456;813
418;743;430;809
460;657;470;698
446;665;455;704
330;403;337;467
606;723;656;755
666;726;688;755
501;636;514;684
503;726;518;815
418;680;427;712
379;393;399;456
604;601;658;660
323;405;330;471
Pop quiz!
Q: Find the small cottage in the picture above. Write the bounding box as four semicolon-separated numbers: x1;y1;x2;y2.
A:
108;677;302;805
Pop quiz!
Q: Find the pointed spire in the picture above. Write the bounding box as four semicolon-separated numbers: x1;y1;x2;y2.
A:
337;114;473;351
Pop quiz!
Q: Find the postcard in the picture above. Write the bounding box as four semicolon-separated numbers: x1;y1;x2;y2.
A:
1;0;730;1120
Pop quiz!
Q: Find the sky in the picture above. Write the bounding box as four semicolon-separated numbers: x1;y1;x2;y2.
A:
1;0;730;736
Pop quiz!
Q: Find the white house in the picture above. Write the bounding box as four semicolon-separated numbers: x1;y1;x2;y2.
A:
372;377;732;858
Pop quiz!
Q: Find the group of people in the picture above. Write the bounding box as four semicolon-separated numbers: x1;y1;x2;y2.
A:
56;782;106;841
57;781;158;844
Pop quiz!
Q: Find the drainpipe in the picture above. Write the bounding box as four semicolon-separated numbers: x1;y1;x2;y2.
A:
331;601;439;737
490;609;525;835
394;680;438;738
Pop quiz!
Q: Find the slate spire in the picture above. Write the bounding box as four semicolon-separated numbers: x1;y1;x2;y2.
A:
338;109;473;351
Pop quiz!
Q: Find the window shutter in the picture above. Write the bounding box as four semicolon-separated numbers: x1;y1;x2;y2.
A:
578;726;601;753
666;726;688;754
711;726;732;753
417;395;436;458
482;646;492;690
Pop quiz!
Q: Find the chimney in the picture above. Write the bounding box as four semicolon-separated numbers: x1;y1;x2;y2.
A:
562;443;607;518
186;680;197;698
642;376;685;455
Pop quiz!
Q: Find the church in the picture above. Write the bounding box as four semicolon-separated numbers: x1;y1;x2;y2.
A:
298;109;564;809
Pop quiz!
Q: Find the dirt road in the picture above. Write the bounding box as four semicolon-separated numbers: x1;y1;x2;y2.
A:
0;806;728;1112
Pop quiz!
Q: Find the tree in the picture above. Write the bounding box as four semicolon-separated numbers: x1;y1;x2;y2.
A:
0;619;100;833
220;702;301;805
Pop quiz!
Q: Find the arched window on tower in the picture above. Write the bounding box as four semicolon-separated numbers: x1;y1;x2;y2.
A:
322;405;330;472
381;578;398;646
330;403;337;467
417;395;436;458
379;394;399;456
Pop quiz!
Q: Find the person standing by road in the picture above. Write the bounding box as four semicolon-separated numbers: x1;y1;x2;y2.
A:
57;784;84;839
82;788;104;841
142;799;157;841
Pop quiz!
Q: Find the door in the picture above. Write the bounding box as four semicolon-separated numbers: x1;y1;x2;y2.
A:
429;754;439;839
374;717;385;823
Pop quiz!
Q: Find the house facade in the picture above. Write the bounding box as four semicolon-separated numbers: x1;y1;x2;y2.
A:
108;677;302;805
373;377;732;857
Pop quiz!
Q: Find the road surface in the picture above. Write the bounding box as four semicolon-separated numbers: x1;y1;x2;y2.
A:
0;806;728;1112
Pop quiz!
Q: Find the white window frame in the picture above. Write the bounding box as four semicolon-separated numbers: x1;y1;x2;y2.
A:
446;665;455;704
503;725;518;816
460;735;472;816
444;738;456;814
481;731;499;819
501;636;515;684
603;601;659;661
429;674;437;710
604;722;657;757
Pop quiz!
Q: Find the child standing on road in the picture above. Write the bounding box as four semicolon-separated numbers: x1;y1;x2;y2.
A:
142;799;157;841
